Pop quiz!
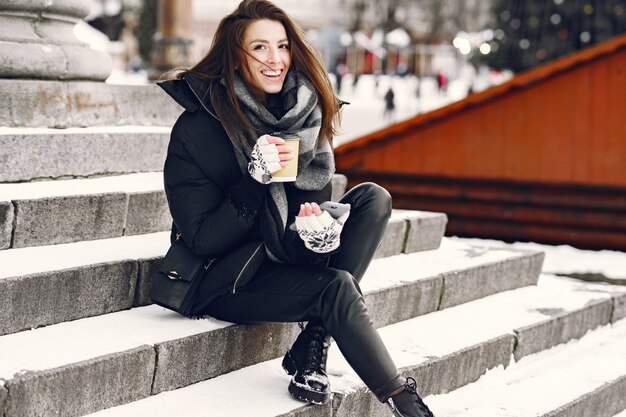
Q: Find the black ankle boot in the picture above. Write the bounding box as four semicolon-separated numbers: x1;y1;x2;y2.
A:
282;323;331;405
281;323;311;376
386;377;434;417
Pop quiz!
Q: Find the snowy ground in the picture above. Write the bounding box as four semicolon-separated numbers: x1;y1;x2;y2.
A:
451;236;626;284
331;73;466;146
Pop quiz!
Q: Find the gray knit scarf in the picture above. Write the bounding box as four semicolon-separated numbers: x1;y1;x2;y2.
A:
230;71;335;263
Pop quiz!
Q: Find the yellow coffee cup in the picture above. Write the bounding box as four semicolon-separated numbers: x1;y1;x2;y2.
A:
271;134;299;182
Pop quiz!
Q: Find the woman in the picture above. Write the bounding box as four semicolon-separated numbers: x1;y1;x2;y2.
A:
158;1;434;416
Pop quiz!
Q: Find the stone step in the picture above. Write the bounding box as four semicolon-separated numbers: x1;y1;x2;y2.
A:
0;172;170;249
0;80;180;128
0;240;545;416
0;126;170;182
455;236;626;286
426;318;626;417
0;234;534;336
376;209;446;258
78;275;626;417
0;173;356;249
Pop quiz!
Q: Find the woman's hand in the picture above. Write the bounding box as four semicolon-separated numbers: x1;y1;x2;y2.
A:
248;134;295;184
295;202;350;253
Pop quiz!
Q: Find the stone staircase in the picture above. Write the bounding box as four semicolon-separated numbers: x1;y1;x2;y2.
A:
2;119;625;416
0;96;624;417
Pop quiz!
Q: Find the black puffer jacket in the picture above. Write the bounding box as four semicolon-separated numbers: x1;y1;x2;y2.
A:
158;75;332;303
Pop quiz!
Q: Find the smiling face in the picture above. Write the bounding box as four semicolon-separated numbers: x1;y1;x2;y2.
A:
241;19;291;94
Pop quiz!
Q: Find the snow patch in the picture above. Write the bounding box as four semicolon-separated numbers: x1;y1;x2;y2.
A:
0;172;163;200
450;237;626;281
0;232;170;279
426;319;626;416
0;306;231;379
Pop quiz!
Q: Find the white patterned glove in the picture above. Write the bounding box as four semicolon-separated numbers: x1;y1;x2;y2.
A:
295;210;350;253
248;135;283;184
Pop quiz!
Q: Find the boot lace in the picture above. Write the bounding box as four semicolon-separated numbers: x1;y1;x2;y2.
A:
404;377;434;417
303;327;329;373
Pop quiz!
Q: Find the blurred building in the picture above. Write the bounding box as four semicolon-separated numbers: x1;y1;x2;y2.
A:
181;0;494;77
85;0;496;83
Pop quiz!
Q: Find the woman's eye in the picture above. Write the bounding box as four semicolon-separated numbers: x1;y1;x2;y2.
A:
279;44;289;49
253;44;266;50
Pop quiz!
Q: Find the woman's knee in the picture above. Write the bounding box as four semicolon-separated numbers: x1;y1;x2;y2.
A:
320;269;361;305
349;182;392;220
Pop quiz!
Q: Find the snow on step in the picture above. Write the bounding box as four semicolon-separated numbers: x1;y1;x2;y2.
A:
85;358;301;417
0;305;230;380
0;231;170;279
0;126;170;136
452;236;626;284
426;318;626;417
0;172;163;200
84;275;617;417
362;237;534;293
361;237;542;320
0;171;346;201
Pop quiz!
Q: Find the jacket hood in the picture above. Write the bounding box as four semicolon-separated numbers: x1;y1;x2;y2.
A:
157;74;215;116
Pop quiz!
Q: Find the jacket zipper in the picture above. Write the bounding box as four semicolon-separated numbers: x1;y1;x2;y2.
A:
232;242;264;294
185;80;262;293
204;258;216;270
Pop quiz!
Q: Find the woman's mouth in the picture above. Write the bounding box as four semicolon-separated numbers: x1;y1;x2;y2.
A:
262;69;283;78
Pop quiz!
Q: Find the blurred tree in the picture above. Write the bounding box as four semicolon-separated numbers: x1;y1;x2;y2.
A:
135;0;158;66
486;0;626;72
376;0;407;32
347;0;490;42
450;1;490;36
419;0;446;42
349;0;368;31
349;0;412;32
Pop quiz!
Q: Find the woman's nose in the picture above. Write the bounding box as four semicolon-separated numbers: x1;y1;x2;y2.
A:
267;47;281;63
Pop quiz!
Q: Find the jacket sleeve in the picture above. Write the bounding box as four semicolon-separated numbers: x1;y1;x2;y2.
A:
164;115;268;257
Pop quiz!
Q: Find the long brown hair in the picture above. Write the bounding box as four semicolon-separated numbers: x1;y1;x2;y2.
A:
175;0;341;147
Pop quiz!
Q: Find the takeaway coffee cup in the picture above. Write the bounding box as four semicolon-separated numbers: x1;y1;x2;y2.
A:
271;133;299;182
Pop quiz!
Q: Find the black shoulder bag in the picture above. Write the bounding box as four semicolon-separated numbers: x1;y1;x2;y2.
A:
150;237;215;317
151;235;267;317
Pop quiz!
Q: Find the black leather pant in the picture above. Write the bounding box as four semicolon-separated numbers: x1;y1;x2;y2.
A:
201;182;404;402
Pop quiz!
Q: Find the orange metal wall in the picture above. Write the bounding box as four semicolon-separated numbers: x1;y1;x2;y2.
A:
336;36;626;188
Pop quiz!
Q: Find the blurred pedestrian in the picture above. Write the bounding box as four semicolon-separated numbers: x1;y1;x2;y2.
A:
384;86;396;122
333;59;347;93
437;72;447;95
